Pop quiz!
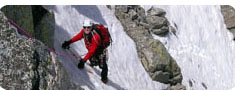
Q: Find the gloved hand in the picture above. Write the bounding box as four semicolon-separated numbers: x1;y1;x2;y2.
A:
62;40;72;49
78;59;86;69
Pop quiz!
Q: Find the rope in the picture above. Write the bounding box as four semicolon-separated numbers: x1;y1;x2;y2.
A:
8;19;33;38
8;18;81;59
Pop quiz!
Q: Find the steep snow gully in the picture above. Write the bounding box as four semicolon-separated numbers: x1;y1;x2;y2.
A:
46;5;167;90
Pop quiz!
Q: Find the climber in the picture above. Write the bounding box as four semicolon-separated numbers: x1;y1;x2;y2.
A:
62;19;111;83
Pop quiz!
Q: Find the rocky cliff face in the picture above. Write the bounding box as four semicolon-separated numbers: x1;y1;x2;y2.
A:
220;5;235;39
1;5;55;48
0;11;83;90
114;5;184;88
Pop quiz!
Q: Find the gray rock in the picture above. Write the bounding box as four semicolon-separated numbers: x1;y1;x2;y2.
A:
152;26;169;36
1;5;55;48
146;7;170;36
221;5;235;29
169;74;183;85
152;71;170;83
146;16;167;28
230;28;235;34
1;5;34;36
33;6;55;48
221;5;235;38
135;6;146;23
128;9;138;20
115;5;183;87
0;11;83;90
49;55;84;90
117;5;129;13
147;7;166;17
166;84;186;90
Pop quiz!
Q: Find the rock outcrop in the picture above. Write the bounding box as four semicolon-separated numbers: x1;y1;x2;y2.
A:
115;5;184;88
146;7;170;36
220;5;235;39
1;5;55;48
0;11;83;90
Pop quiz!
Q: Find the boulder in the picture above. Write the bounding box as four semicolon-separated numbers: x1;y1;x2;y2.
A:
146;7;170;36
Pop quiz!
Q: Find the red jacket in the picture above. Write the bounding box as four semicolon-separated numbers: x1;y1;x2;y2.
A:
70;29;102;61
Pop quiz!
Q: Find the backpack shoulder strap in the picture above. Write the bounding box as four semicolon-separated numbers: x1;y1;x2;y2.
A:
91;31;99;45
92;24;104;40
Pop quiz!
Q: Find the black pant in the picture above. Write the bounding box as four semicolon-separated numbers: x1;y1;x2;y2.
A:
90;48;108;79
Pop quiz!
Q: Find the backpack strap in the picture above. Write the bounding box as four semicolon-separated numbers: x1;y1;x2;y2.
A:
92;24;105;47
91;31;99;45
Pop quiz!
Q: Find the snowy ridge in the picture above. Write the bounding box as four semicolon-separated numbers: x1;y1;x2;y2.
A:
142;5;235;90
46;5;167;90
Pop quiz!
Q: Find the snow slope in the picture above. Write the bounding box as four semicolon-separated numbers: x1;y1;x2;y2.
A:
45;5;167;90
142;5;235;90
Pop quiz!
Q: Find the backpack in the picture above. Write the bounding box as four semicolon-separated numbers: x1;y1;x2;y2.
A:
91;24;112;48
